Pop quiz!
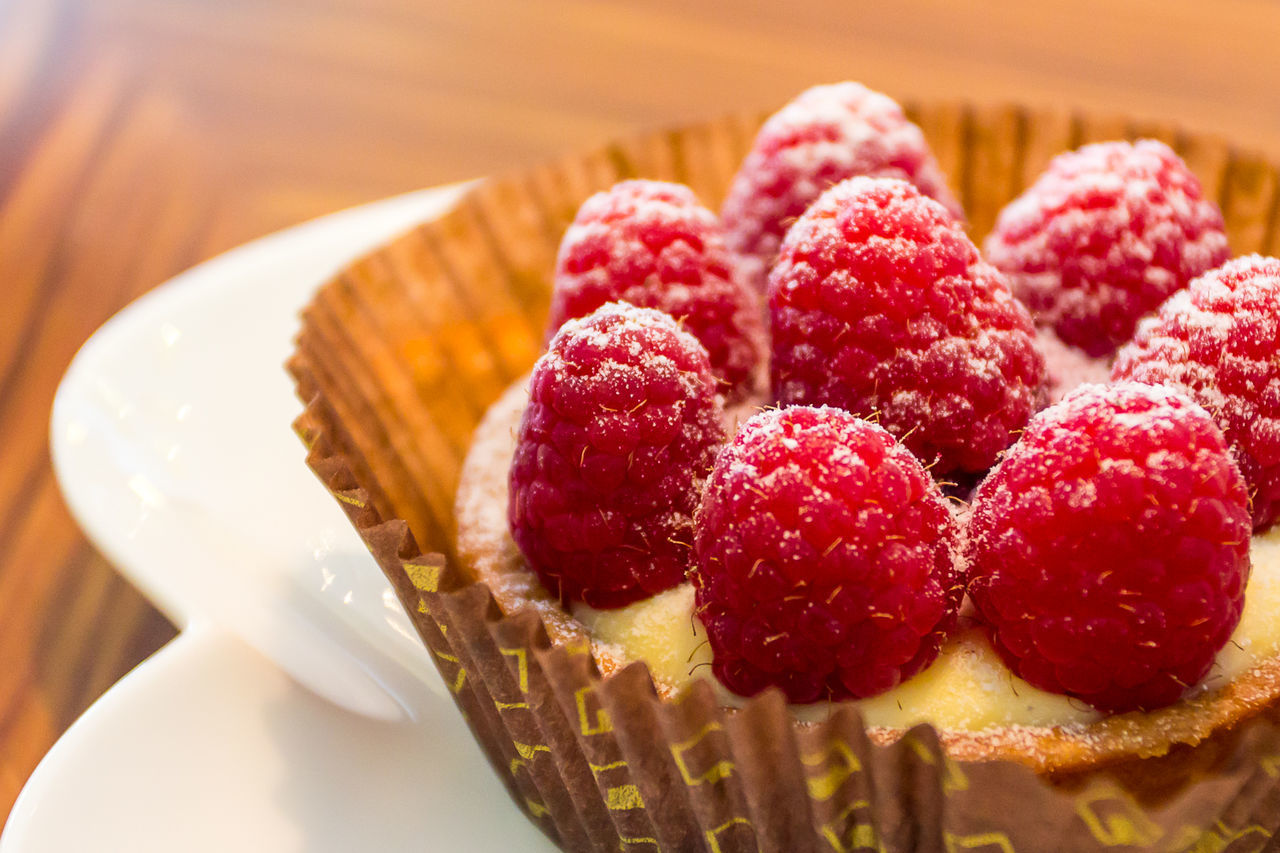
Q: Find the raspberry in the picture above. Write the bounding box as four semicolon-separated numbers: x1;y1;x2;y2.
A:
1114;255;1280;531
691;406;964;703
966;383;1252;713
721;82;961;289
769;177;1045;475
548;180;764;399
509;303;726;608
985;140;1230;357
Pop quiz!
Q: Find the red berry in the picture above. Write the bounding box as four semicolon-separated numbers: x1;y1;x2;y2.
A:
966;382;1252;713
548;180;764;399
721;82;961;289
769;177;1045;475
691;406;963;703
1114;255;1280;531
509;303;726;608
985;140;1229;357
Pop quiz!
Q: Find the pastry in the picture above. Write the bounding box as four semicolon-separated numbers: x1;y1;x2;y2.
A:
293;89;1280;850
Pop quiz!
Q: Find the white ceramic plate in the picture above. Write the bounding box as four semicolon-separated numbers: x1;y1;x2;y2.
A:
5;186;556;851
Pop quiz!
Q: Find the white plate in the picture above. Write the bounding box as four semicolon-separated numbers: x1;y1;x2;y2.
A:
5;186;556;851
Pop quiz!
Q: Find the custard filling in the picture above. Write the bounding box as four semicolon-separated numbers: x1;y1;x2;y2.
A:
573;529;1280;731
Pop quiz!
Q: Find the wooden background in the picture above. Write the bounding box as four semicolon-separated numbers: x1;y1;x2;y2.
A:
4;0;1280;830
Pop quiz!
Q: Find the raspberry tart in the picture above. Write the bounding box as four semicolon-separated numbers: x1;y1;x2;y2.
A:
294;96;1280;851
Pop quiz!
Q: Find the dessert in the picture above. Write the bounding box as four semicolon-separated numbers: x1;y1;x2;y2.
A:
457;366;1280;754
458;136;1280;765
293;95;1280;851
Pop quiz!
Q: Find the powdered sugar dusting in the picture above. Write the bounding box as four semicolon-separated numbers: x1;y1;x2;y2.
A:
1034;327;1112;404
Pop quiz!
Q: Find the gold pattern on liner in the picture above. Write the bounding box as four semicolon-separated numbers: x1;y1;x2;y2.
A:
589;760;629;776
514;741;550;760
495;700;529;711
403;560;441;593
943;831;1016;852
1259;753;1280;778
801;740;863;801
818;800;880;853
332;490;366;508
704;817;755;853
618;835;660;849
574;685;612;734
508;741;551;777
671;722;734;786
1074;780;1163;847
432;650;468;693
605;784;645;811
524;799;550;819
1173;820;1272;853
500;646;529;692
901;734;968;792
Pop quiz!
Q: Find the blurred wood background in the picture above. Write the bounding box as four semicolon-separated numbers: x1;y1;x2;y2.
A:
4;0;1280;830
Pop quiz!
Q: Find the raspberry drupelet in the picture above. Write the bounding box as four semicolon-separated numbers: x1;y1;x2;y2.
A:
720;82;961;290
509;303;726;609
769;176;1045;476
691;406;964;704
547;180;764;399
1114;255;1280;531
966;382;1252;714
985;140;1229;357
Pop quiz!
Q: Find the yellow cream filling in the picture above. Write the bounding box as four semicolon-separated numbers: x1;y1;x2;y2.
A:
573;528;1280;732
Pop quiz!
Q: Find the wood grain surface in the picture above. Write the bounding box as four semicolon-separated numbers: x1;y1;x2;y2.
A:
4;0;1280;833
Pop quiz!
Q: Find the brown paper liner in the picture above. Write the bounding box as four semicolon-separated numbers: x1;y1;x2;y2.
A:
291;103;1280;851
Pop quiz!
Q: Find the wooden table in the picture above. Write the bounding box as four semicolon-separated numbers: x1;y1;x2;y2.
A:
4;0;1280;832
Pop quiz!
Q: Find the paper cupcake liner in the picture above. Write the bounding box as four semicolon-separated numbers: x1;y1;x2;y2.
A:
291;103;1280;851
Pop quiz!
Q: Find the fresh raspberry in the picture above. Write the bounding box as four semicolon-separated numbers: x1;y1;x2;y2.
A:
691;406;964;703
966;383;1252;714
547;180;764;399
1114;255;1280;531
985;140;1229;357
721;82;961;290
769;177;1045;475
509;303;726;608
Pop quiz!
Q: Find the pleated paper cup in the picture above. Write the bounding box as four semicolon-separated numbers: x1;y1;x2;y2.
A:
291;103;1280;852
